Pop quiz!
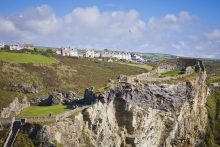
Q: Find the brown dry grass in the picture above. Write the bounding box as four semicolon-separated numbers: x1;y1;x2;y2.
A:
0;56;148;111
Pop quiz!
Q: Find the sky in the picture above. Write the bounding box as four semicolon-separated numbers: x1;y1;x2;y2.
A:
0;0;220;58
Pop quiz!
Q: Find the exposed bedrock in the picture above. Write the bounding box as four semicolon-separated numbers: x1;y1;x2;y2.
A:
16;59;208;147
0;97;30;118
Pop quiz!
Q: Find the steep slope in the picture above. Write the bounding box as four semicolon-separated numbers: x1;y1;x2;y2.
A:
20;58;208;147
0;54;148;112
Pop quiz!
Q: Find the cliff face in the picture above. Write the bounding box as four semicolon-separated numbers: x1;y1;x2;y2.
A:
25;59;208;147
0;97;30;118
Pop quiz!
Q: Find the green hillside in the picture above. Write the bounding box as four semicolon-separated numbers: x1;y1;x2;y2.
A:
140;53;176;61
0;52;150;111
0;52;57;64
204;60;220;146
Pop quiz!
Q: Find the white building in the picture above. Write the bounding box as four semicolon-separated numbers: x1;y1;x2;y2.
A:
9;44;23;50
85;49;95;58
56;49;62;55
94;52;101;58
0;42;4;48
23;44;34;49
100;49;131;61
8;43;34;50
131;54;144;61
61;47;78;57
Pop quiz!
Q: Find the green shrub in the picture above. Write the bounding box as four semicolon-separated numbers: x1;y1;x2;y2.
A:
14;133;35;147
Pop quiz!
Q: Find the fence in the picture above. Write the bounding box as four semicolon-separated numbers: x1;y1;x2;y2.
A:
3;117;15;147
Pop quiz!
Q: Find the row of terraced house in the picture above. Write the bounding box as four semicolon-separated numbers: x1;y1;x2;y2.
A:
57;47;133;61
0;42;34;50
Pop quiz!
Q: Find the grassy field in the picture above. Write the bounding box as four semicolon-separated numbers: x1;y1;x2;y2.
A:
118;62;153;71
158;70;182;77
0;52;57;64
19;105;70;117
152;69;183;78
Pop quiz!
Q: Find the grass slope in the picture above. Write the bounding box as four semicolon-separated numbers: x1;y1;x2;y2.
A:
19;105;70;117
118;62;152;71
0;54;149;111
0;52;57;64
159;70;182;77
203;60;220;147
152;69;183;78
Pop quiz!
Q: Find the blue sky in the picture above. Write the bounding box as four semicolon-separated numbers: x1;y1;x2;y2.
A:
0;0;220;58
1;0;220;25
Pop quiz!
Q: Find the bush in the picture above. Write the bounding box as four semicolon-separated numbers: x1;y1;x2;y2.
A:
1;45;10;51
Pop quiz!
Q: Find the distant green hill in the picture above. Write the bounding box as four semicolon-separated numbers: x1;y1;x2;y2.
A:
139;53;176;61
34;46;58;51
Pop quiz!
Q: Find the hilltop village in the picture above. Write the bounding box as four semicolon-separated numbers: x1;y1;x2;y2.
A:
0;42;151;63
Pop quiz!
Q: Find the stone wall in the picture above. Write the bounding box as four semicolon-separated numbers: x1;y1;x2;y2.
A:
14;106;90;123
16;116;57;123
156;58;203;73
56;106;89;120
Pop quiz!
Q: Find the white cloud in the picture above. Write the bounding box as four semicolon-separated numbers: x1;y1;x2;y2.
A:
0;17;17;33
207;29;220;39
172;41;185;49
148;11;197;31
0;5;219;58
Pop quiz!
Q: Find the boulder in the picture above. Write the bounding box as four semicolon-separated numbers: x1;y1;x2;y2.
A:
30;96;52;106
51;92;64;105
83;88;96;105
10;82;39;93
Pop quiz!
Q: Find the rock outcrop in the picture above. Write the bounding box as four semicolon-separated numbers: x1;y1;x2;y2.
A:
0;97;30;118
30;91;81;106
9;82;39;94
156;58;204;73
18;58;208;147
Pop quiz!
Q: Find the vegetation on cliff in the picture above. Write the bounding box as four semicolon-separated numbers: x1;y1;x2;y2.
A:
204;60;220;147
14;133;35;147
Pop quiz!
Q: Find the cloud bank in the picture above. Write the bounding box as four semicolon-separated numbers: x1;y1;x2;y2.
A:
0;5;220;58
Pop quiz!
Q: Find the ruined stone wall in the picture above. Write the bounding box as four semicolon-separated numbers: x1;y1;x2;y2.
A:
156;58;202;73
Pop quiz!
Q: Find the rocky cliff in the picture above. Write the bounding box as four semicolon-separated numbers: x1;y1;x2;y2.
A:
0;97;30;118
21;59;208;147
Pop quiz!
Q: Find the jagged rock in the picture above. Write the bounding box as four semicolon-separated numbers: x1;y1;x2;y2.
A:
51;92;64;105
83;88;96;105
22;123;55;147
30;96;52;106
0;97;30;118
156;58;203;73
29;91;81;106
10;82;39;93
16;59;208;147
